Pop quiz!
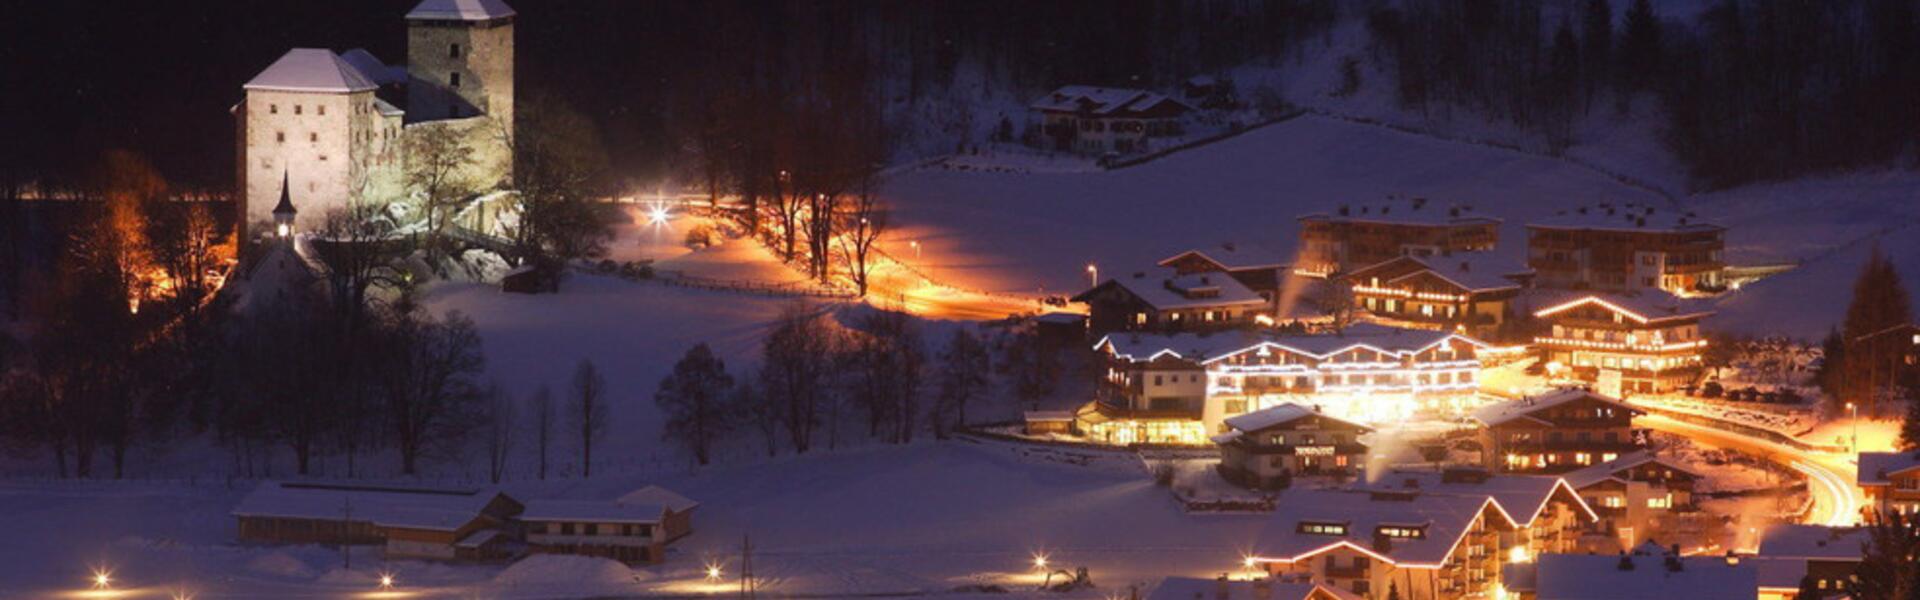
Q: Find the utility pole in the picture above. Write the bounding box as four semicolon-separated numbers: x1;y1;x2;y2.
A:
341;497;354;570
739;534;754;600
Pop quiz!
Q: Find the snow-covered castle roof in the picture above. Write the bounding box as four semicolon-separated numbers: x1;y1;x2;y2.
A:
406;0;517;21
245;48;379;93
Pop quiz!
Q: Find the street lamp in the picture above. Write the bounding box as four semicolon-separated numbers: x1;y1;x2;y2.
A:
1848;402;1858;453
909;240;920;259
1086;263;1098;288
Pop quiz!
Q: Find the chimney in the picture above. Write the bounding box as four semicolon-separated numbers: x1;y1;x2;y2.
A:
1339;205;1351;217
1617;552;1635;571
1373;531;1395;553
1664;554;1684;572
1577;206;1589;215
1222;242;1237;252
1215;574;1231;600
1459;261;1471;273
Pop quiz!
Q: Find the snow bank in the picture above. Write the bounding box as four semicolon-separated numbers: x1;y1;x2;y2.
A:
493;554;639;585
247;550;319;579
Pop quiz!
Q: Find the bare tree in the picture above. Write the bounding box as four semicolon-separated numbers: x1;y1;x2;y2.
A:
315;204;410;328
840;179;888;296
377;307;487;475
498;93;615;278
406;126;475;273
1314;279;1358;330
570;359;609;478
530;384;554;480
655;343;736;466
759;303;837;453
932;328;991;438
999;324;1061;411
483;382;515;483
730;376;779;458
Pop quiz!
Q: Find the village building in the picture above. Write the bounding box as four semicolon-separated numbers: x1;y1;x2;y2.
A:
1857;450;1920;516
1561;451;1703;551
1148;576;1357;600
1750;524;1868;599
1158;243;1292;304
1073;323;1487;445
1525;202;1726;295
1472;389;1644;474
232;482;522;561
1074;268;1273;336
1294;199;1501;277
1213;403;1373;489
233;0;516;247
1249;489;1519;599
1360;467;1597;564
1530;292;1713;395
1030;86;1193;155
1500;542;1756;600
1340;252;1534;338
519;486;697;565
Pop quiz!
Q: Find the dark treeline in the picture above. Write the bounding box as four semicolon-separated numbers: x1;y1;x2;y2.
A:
2;0;1337;190
1367;0;1920;188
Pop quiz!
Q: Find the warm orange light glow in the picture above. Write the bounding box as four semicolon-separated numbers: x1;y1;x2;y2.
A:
378;572;395;590
1032;552;1050;570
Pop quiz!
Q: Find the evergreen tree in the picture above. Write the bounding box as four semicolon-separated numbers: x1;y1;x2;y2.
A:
1617;0;1662;95
655;343;736;466
1857;510;1920;600
1903;398;1920;452
1842;245;1915;410
1579;0;1613;112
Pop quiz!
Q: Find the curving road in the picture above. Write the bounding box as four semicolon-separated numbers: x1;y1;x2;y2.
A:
1639;414;1863;527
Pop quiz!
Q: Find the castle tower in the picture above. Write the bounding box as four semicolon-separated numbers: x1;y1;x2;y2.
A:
405;0;515;129
236;48;394;243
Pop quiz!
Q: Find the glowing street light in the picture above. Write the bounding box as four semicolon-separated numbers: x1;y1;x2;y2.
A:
648;204;671;226
1086;263;1098;288
91;567;113;590
909;240;920;258
705;562;723;581
378;572;396;590
1848;402;1858;453
1031;552;1050;570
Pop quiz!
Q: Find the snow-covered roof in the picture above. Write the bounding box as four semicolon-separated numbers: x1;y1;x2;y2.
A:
1566;450;1704;488
1530;201;1723;233
1298;198;1500;227
1471;388;1642;428
1033;312;1087;325
231;482;513;532
1347;252;1531;294
244;48;378;93
1097;322;1473;365
1522;552;1756;600
1252;489;1507;567
617;485;699;513
1530;289;1715;323
373;97;405;117
1030;86;1194;117
1082;268;1269;311
1757;524;1869;561
1743;556;1810;591
1147;577;1356;600
1025;410;1075;422
1561;451;1699;490
519;500;666;524
1858;451;1920;485
1159;243;1291;271
407;0;516;21
1221;403;1372;436
1360;468;1596;527
339;48;408;86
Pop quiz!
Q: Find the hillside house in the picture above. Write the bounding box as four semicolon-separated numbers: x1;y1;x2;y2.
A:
232;482;522;561
1858;451;1920;516
1526;202;1726;295
1295;199;1501;277
1031;86;1193;155
1074;268;1272;336
1531;292;1713;395
1561;451;1703;551
1751;524;1868;599
1473;389;1644;474
1341;252;1534;338
1361;467;1597;563
1213;403;1373;489
519;485;697;565
1501;544;1755;600
1250;489;1520;599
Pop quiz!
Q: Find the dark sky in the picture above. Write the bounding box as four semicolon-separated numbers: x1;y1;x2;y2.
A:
0;1;687;191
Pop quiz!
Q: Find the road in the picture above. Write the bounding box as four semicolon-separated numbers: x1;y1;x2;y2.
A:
1639;414;1863;527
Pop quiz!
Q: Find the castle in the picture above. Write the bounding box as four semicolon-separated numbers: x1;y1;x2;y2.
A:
233;0;516;244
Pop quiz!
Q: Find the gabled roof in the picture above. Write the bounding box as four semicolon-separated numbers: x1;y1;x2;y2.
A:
232;482;516;532
1220;402;1373;437
618;485;699;513
407;0;516;21
1159;243;1290;271
1470;388;1643;428
1529;201;1723;234
1523;552;1756;600
1095;322;1476;366
1298;198;1501;227
1148;577;1358;600
1562;451;1700;490
1347;252;1531;294
1030;86;1194;117
1531;290;1714;323
245;48;378;93
1074;268;1268;311
1757;524;1869;561
519;500;666;524
338;48;408;86
1252;489;1511;568
1362;468;1598;527
1858;451;1920;486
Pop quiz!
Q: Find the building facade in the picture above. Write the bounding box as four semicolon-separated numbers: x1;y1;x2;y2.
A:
1526;202;1725;295
1075;323;1487;445
1295;199;1500;277
1252;490;1517;599
1341;253;1534;338
1473;389;1644;474
1073;268;1273;336
1214;403;1373;489
1030;86;1192;155
1563;452;1702;551
231;482;523;561
1858;451;1920;516
1531;293;1712;395
234;0;515;246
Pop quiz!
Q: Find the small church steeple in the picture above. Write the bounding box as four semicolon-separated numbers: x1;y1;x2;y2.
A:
273;171;298;238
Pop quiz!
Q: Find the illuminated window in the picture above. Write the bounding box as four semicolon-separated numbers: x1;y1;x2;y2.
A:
1298;522;1347;536
1135;313;1147;325
1647;495;1672;509
1599;496;1625;508
1575;453;1591;465
1377;526;1426;539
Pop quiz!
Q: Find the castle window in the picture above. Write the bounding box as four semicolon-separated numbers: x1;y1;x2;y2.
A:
309;133;318;143
317;105;325;116
295;105;302;115
451;72;461;88
270;104;278;114
276;132;285;143
450;43;462;58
